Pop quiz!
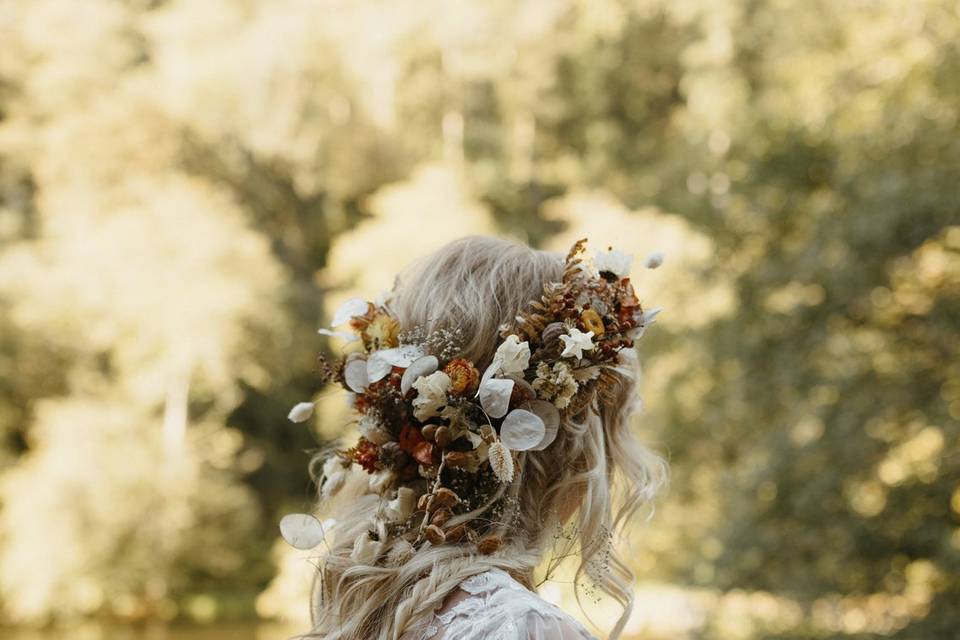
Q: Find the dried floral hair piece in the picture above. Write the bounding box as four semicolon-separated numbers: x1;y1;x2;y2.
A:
278;239;664;558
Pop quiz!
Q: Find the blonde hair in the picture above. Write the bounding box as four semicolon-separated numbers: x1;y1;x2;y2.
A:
305;235;667;639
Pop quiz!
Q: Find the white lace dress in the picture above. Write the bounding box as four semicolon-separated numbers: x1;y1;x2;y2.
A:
408;567;599;640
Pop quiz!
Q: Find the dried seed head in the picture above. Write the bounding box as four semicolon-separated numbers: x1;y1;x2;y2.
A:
445;451;471;468
434;426;453;448
477;534;503;555
431;508;452;527
488;442;514;483
444;523;467;543
425;524;446;545
432;487;460;509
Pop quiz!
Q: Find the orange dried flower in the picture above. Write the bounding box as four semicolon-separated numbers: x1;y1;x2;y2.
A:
344;437;381;473
443;358;480;396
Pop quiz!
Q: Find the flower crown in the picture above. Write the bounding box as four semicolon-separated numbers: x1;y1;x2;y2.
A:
279;239;663;560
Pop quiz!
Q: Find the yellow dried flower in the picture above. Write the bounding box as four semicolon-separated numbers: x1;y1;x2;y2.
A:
363;313;400;350
580;308;605;335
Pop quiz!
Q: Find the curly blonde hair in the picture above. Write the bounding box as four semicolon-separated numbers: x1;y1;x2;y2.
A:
305;235;667;639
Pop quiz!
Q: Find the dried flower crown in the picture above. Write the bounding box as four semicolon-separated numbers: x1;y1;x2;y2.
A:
280;239;663;560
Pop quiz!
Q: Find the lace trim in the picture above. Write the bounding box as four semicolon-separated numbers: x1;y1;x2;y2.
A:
417;568;597;640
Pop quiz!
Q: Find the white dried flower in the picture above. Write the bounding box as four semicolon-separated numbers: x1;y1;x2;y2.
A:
385;487;416;522
386;538;414;565
321;455;349;498
644;251;665;269
350;531;383;564
559;328;596;359
331;297;370;327
368;469;395;493
594;248;633;277
287;402;315;423
411;371;452;421
488;441;514;483
533;361;579;409
317;328;358;342
358;415;391;445
494;335;531;376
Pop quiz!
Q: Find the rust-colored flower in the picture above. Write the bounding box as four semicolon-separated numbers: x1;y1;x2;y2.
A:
398;424;425;454
363;312;400;350
344;437;381;473
443;358;480;396
412;441;435;466
580;308;605;336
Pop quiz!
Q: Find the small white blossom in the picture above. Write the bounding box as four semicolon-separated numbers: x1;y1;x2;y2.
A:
644;251;665;269
287;402;315;423
593;248;633;277
411;371;452;421
559;328;596;359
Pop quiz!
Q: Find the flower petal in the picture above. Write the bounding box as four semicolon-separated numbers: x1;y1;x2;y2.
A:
366;352;393;382
317;328;359;342
287;402;315;423
401;355;439;395
331;297;370;327
500;408;546;451
478;377;514;419
279;513;328;550
378;344;425;368
344;359;369;393
526;400;560;450
478;358;501;395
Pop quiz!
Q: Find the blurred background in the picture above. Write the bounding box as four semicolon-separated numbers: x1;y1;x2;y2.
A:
0;0;958;638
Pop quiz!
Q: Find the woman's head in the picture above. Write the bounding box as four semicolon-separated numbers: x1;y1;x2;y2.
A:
307;235;666;640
